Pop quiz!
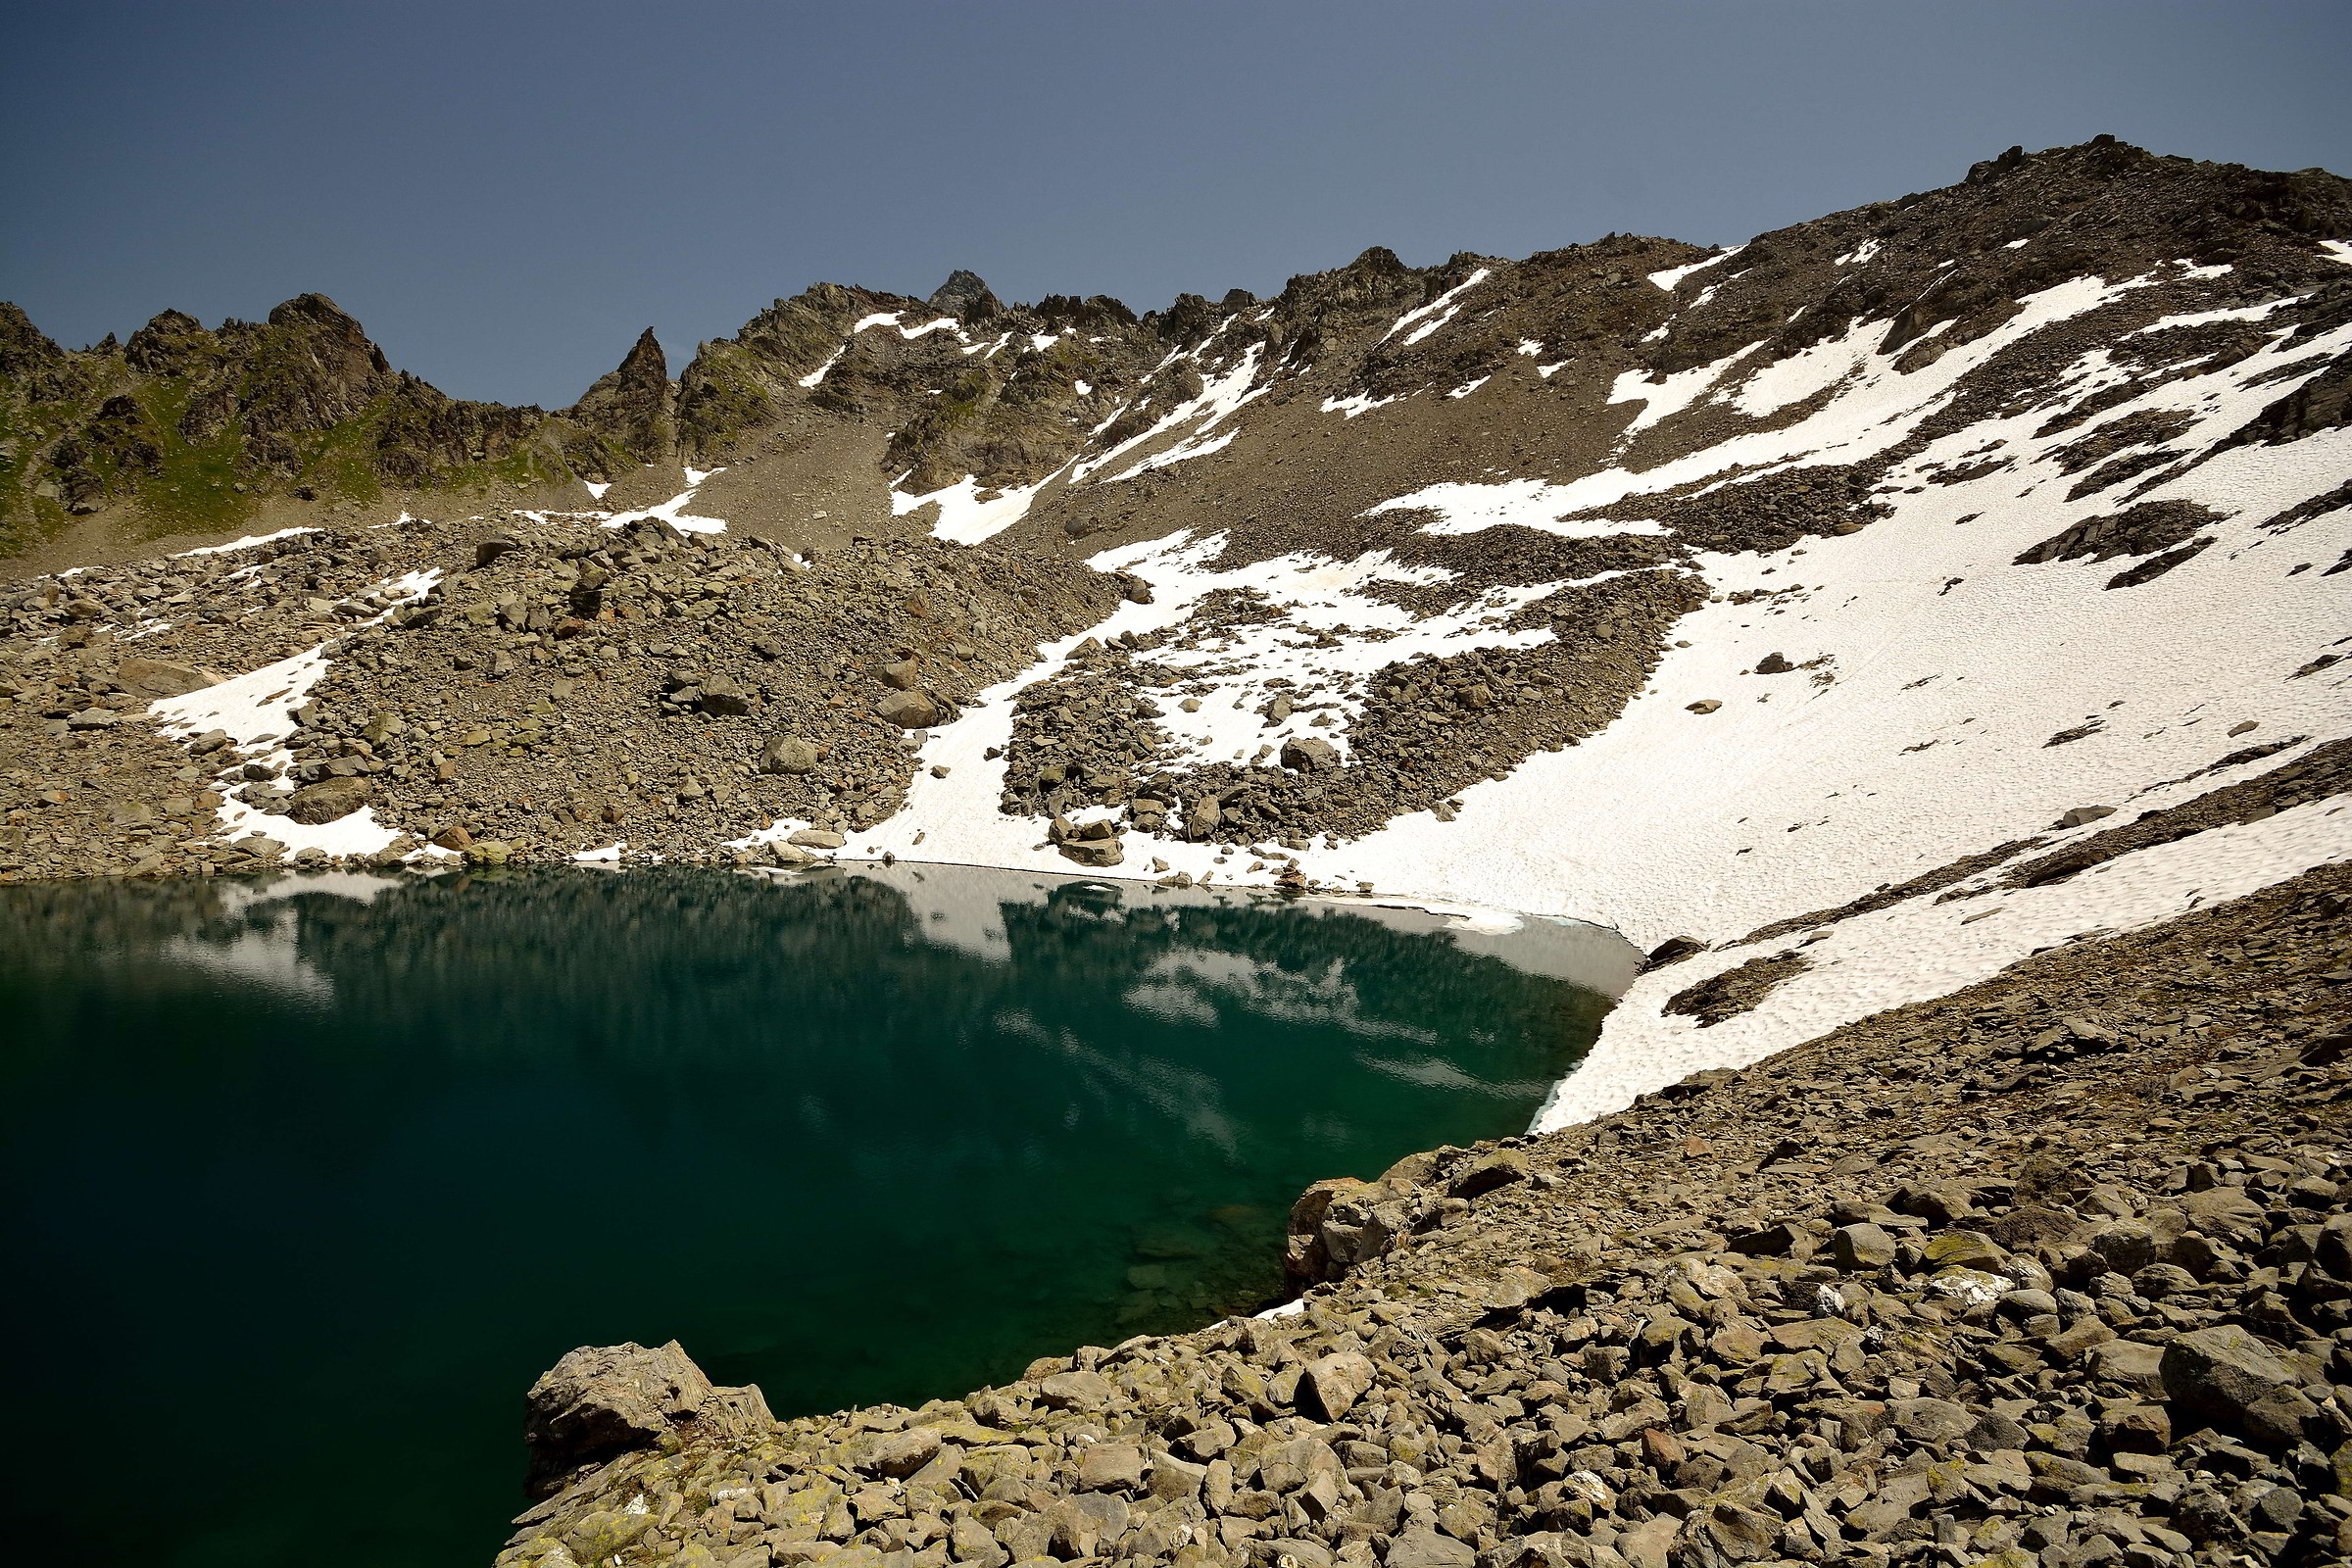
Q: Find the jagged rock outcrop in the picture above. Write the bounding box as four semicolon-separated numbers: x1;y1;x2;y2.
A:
564;328;679;471
524;1340;775;1500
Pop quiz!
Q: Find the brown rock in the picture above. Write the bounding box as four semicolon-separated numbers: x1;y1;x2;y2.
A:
282;774;373;824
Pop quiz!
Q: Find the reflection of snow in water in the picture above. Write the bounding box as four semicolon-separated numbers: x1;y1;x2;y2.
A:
159;908;330;1002
1128;949;1439;1047
1352;1051;1550;1099
159;870;414;1003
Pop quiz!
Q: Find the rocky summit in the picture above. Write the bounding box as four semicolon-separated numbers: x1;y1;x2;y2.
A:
4;135;2350;1566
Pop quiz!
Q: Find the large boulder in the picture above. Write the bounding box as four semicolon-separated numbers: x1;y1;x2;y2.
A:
758;736;820;774
117;658;226;700
2160;1324;2313;1449
282;774;373;824
876;689;946;728
523;1340;773;1498
1279;735;1340;772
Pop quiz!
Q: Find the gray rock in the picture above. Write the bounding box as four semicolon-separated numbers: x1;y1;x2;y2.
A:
1077;1441;1145;1492
2160;1324;2312;1448
1385;1526;1477;1568
1832;1222;1896;1270
856;1426;942;1479
1448;1149;1530;1200
787;829;847;850
1300;1352;1377;1420
2089;1338;2168;1397
1057;836;1124;867
1035;1368;1115;1411
1888;1396;1974;1444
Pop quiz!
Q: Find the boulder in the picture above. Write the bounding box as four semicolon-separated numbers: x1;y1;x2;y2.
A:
876;689;946;728
2161;1324;2312;1448
117;658;225;699
1077;1441;1146;1492
1280;735;1341;772
1035;1368;1116;1412
523;1340;772;1498
855;1426;942;1479
1300;1352;1377;1420
758;736;820;774
1447;1149;1530;1200
1057;837;1124;867
788;828;847;850
1831;1222;1896;1270
283;774;373;824
696;675;754;716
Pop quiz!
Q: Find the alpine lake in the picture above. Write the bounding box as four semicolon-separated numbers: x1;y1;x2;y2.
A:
1;863;1636;1566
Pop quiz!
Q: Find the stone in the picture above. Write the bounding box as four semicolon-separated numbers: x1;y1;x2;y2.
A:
1078;1440;1145;1492
2160;1324;2312;1447
1685;700;1722;714
1923;1229;2005;1270
1448;1149;1530;1200
1888;1396;1974;1444
1384;1526;1477;1568
697;675;754;716
1687;1501;1781;1562
1056;836;1123;867
856;1427;943;1479
116;658;225;699
283;774;373;824
1280;736;1341;772
1832;1222;1896;1270
1300;1352;1377;1420
2089;1338;2168;1397
1035;1368;1116;1411
522;1340;772;1497
876;690;946;728
759;736;821;774
788;829;847;849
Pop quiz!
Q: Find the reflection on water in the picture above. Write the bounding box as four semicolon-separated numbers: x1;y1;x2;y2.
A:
0;865;1633;1568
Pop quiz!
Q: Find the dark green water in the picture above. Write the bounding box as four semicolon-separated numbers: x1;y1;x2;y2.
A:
0;864;1632;1567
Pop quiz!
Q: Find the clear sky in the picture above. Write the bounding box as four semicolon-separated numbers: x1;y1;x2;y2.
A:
4;0;2346;408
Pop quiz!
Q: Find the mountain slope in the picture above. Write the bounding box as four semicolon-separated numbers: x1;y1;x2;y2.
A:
2;136;2349;1122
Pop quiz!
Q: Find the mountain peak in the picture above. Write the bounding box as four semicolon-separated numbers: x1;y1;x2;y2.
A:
929;270;1003;319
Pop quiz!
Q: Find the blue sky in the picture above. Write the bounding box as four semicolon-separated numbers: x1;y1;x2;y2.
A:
4;0;2346;406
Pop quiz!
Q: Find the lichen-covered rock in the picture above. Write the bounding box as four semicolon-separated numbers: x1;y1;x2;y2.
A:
522;1340;772;1498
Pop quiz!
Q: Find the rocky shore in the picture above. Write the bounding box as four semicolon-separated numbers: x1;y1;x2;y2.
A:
495;861;2351;1568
